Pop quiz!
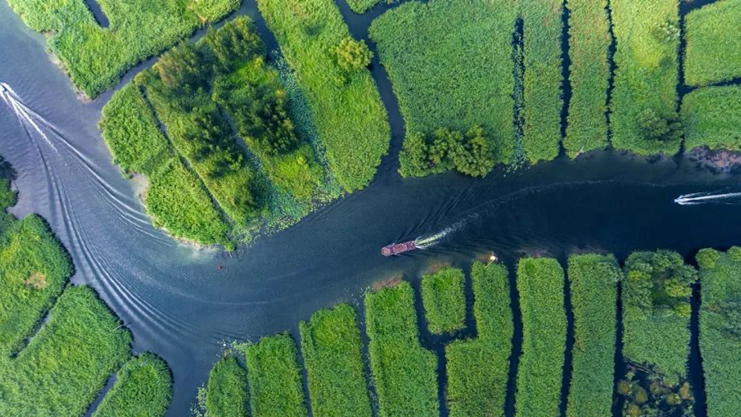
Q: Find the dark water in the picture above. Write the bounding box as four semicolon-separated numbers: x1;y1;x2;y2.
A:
0;1;738;416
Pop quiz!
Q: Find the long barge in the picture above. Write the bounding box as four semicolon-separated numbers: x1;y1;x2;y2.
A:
381;240;417;256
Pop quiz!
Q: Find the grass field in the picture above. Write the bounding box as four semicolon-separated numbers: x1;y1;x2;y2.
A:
244;333;308;417
520;0;564;163
92;353;172;417
563;0;611;156
299;305;372;417
365;281;439;417
421;267;466;334
515;257;567;417
206;355;250;417
566;254;621;417
446;262;513;417
257;0;390;192
622;251;696;384
0;286;133;417
610;0;681;155
370;0;518;169
100;84;230;246
696;248;741;417
6;0;239;97
684;0;741;87
681;85;741;151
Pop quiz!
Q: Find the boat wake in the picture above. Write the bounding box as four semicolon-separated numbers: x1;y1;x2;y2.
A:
674;190;741;205
414;217;471;249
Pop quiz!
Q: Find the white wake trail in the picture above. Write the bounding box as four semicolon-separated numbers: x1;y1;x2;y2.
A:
675;192;741;205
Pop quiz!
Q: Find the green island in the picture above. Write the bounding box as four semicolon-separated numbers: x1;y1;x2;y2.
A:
6;0;241;98
0;157;171;417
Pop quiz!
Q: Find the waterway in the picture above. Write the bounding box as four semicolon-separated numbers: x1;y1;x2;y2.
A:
0;0;736;416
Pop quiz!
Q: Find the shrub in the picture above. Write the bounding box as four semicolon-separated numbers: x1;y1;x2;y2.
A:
515;258;567;417
421;267;466;334
335;37;373;75
399;127;495;178
696;248;720;269
636;108;683;144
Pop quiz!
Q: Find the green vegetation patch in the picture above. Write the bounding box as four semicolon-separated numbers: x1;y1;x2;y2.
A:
446;262;513;417
100;84;230;246
0;215;72;354
696;248;741;417
520;0;564;163
563;0;611;156
299;304;372;417
619;250;697;416
206;355;249;417
7;0;239;97
93;353;172;417
566;254;621;417
611;0;681;156
0;286;132;417
347;0;394;14
684;0;741;87
257;0;390;192
371;0;517;175
365;281;439;417
244;333;308;417
421;266;466;334
515;257;567;417
681;85;741;151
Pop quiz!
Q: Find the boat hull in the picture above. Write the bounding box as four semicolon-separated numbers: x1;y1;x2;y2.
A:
381;241;417;256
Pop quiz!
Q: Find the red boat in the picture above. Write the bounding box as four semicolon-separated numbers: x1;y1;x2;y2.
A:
381;240;417;256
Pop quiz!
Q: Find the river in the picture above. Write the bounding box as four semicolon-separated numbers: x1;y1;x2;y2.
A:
0;0;737;415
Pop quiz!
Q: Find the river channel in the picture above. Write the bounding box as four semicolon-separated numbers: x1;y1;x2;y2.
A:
0;0;737;415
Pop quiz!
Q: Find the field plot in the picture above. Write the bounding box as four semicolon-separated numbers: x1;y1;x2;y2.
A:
421;267;466;334
206;355;249;417
370;0;518;172
566;254;620;417
619;251;697;416
244;333;308;417
92;353;172;417
563;0;611;156
6;0;239;97
257;0;390;192
684;0;741;87
515;258;566;417
100;84;230;246
696;248;741;417
610;0;681;156
520;0;564;163
365;282;439;417
299;305;372;417
446;262;513;417
682;85;741;151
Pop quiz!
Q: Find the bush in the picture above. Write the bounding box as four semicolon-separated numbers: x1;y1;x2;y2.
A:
244;333;308;417
566;254;621;417
636;108;683;144
335;37;373;75
257;0;390;192
611;0;681;155
299;305;372;417
92;354;172;417
685;0;741;87
696;248;720;269
399;127;495;178
206;355;249;417
421;267;466;334
446;262;513;417
370;0;517;172
563;0;611;157
682;86;741;152
6;0;239;97
515;258;567;417
365;281;439;417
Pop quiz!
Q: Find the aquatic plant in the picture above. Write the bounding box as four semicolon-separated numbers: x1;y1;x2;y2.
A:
205;355;249;417
421;266;466;334
685;0;741;87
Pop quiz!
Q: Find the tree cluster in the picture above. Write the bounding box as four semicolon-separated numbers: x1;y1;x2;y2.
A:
636;108;683;143
624;250;698;318
399;126;495;178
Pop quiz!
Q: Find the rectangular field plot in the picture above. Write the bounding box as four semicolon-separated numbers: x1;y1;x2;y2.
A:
446;262;513;417
610;0;681;156
421;267;466;335
365;282;439;417
205;356;249;417
515;258;566;417
685;0;741;87
682;85;741;151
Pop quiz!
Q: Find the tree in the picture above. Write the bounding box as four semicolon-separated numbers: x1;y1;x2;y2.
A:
451;126;494;177
399;132;432;177
636;108;683;143
203;17;263;74
335;37;373;74
155;42;207;90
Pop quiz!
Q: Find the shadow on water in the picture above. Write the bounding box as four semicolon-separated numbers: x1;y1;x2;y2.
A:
0;0;736;415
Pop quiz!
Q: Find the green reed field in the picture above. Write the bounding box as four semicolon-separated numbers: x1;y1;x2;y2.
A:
421;267;466;334
684;0;741;87
682;85;741;151
206;355;250;417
